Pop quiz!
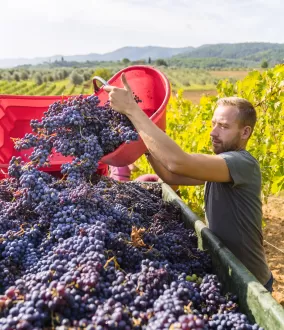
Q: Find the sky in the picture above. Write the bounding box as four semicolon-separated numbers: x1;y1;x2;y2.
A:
1;0;284;59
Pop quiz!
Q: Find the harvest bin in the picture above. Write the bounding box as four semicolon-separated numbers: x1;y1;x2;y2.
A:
0;65;170;176
160;183;284;330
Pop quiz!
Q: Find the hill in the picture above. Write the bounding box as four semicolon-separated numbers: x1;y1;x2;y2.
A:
0;42;283;69
0;46;194;68
170;42;284;68
176;42;284;59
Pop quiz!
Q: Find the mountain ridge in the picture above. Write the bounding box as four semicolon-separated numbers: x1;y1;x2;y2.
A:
0;42;283;68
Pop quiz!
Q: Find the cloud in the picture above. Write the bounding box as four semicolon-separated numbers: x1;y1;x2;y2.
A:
0;0;283;59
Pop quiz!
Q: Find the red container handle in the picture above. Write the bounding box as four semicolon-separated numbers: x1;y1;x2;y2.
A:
92;76;109;93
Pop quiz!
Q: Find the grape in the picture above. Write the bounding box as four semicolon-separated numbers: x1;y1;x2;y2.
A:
0;93;263;330
208;312;264;330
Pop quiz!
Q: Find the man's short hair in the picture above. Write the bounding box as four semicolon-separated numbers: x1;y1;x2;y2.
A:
217;97;257;134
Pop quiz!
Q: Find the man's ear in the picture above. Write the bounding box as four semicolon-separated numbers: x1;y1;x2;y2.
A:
242;126;252;140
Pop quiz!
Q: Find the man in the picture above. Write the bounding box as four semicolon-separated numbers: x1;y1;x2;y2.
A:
104;73;273;292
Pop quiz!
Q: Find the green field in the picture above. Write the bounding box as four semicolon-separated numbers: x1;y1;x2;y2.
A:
0;66;255;101
0;79;94;96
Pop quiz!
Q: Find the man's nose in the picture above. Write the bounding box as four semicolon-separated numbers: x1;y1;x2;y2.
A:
210;125;218;137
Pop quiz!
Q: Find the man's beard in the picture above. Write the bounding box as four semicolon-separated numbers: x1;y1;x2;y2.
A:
212;134;241;154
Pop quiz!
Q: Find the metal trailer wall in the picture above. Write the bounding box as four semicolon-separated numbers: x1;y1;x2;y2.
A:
161;183;284;330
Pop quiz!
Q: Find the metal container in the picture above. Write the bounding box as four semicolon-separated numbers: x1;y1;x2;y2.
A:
161;183;284;330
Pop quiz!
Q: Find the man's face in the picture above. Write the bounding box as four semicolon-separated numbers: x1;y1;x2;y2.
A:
210;105;243;154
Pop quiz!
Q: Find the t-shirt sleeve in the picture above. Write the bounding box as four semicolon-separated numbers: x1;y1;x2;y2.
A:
219;151;258;187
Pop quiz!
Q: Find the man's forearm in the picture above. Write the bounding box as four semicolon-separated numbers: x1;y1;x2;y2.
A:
147;154;205;186
128;105;186;172
146;154;172;182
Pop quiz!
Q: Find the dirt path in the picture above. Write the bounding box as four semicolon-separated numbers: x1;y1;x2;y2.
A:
262;196;284;306
181;90;217;104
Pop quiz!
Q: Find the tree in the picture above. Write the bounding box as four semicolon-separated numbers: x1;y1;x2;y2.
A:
34;72;43;85
83;71;92;81
62;69;69;79
92;68;112;81
20;71;29;80
53;72;60;81
5;72;12;81
70;71;84;85
155;59;168;66
13;73;20;82
47;74;54;82
261;60;268;68
148;57;152;64
122;58;130;65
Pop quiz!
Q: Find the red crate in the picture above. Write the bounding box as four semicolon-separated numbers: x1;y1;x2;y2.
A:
0;95;108;179
0;65;170;177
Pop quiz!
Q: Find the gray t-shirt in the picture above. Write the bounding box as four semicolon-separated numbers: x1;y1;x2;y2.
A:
204;150;271;285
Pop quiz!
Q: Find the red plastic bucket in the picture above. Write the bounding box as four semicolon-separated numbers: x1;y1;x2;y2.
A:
96;65;171;166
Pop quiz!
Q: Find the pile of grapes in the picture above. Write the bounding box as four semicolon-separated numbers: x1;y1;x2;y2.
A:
0;94;263;329
11;94;139;181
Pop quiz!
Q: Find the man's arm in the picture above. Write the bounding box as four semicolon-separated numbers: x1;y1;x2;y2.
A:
104;74;231;183
147;154;205;186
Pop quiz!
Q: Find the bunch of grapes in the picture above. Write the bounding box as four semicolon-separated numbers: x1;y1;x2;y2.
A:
13;94;139;181
208;312;264;330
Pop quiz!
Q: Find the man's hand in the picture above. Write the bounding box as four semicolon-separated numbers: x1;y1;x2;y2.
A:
103;73;140;116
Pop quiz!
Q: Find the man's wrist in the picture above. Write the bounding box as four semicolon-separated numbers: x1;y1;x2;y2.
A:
125;102;141;118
